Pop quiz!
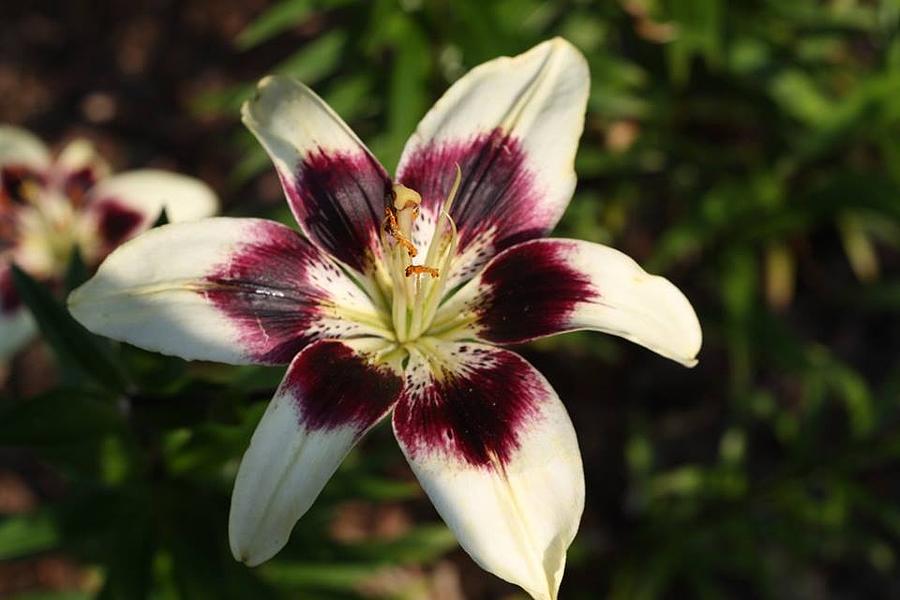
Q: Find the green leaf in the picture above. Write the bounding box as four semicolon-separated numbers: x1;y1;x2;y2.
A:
63;249;89;293
0;512;59;560
97;494;155;600
769;69;833;126
347;524;457;564
6;593;92;600
0;389;122;446
193;30;346;117
236;0;316;50
11;265;130;393
370;14;429;166
259;562;377;591
665;0;724;84
275;30;347;84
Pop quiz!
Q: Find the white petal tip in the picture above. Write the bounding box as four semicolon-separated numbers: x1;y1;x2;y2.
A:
680;356;700;369
242;75;299;121
66;283;90;322
228;525;284;568
547;36;583;55
231;546;267;568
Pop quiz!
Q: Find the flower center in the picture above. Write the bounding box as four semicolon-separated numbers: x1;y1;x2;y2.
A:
3;180;81;278
379;166;461;343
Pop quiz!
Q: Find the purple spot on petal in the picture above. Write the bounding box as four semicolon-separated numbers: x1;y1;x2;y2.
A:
0;267;21;314
476;240;597;344
394;350;545;469
282;148;390;272
95;199;144;247
285;341;402;431
399;129;547;254
204;223;331;364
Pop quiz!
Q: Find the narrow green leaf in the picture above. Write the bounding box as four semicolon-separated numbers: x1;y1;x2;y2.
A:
11;265;129;393
347;524;457;563
275;30;347;84
63;249;89;293
192;30;346;117
259;562;377;590
235;0;315;50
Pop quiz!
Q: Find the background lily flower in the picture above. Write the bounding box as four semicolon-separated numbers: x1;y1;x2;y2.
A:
0;126;219;358
68;38;701;600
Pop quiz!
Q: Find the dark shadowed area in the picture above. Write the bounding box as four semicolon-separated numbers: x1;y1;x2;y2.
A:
2;1;900;599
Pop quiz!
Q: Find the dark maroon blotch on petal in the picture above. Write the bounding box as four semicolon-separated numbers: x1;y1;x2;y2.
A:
476;240;597;344
1;165;45;205
394;348;544;469
0;267;21;314
63;167;100;206
399;129;546;255
284;340;402;432
282;147;390;272
204;223;334;364
95;200;144;248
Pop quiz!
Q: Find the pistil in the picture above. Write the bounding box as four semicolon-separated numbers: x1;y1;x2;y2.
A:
383;167;461;343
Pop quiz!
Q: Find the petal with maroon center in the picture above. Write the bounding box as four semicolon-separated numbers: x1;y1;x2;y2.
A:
77;169;219;264
393;341;583;600
0;125;52;358
68;218;390;365
230;338;404;565
395;37;589;289
50;138;111;204
0;124;219;358
68;38;703;600
432;238;703;367
241;76;392;277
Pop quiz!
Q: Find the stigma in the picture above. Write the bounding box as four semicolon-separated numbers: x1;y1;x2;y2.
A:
381;166;462;343
384;183;424;265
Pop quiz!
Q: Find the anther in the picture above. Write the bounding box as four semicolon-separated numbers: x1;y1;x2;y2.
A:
383;206;417;258
405;265;439;278
384;183;422;259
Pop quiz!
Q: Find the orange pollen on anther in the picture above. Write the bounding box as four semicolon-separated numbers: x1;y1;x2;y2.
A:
383;205;418;258
405;265;439;278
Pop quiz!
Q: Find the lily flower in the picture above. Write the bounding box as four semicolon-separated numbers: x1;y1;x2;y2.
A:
0;126;218;358
68;39;701;599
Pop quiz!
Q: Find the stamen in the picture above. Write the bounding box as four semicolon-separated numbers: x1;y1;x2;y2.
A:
19;181;42;204
384;183;422;259
405;265;439;278
383;169;462;342
421;164;462;270
383;206;417;258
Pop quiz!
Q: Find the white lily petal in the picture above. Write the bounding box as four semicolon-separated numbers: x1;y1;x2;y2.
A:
0;125;50;170
54;138;110;180
435;239;702;367
68;218;388;365
393;342;584;600
80;169;219;262
242;76;390;274
396;37;589;286
87;169;218;222
230;339;403;566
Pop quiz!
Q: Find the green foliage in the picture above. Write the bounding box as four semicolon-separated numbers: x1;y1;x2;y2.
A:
11;266;129;393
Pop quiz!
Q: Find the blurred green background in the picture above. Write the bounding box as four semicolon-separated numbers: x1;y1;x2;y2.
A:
2;0;900;598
